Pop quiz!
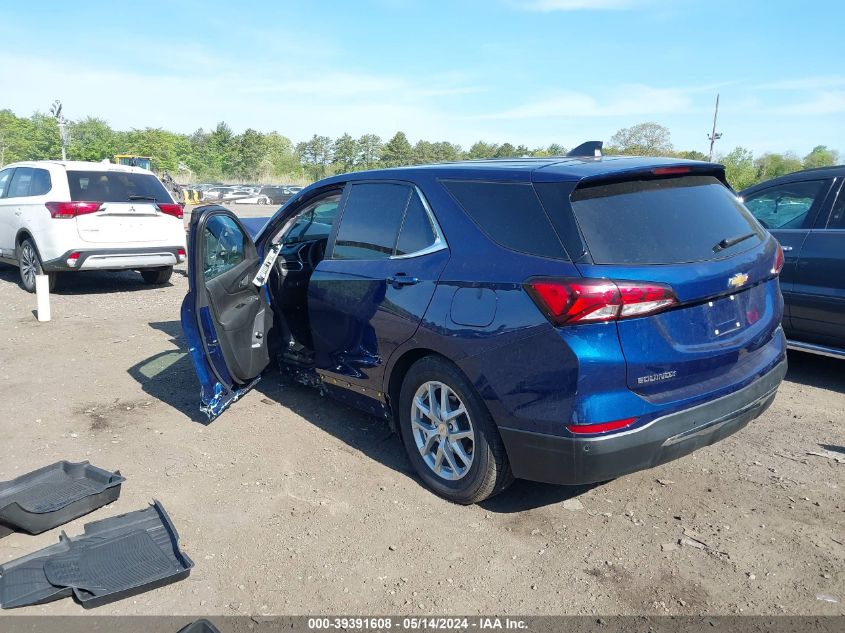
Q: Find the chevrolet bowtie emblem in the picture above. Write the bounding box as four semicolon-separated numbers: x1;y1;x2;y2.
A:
728;272;749;288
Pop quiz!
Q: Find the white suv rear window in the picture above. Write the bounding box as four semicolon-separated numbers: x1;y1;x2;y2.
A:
67;171;172;203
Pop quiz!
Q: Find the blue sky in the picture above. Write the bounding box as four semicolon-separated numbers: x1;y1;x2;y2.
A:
2;0;843;157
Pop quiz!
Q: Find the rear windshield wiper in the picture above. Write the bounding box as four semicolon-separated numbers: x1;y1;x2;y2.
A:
713;232;756;253
128;195;158;202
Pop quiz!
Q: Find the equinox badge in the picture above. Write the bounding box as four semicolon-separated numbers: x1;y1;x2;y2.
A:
728;272;749;289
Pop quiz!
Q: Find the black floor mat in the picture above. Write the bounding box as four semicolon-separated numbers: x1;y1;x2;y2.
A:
0;500;193;609
0;461;124;534
178;620;221;633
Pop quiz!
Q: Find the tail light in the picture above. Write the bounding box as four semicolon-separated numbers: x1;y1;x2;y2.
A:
771;243;784;275
157;203;184;219
567;417;638;435
177;247;186;262
46;201;102;218
67;252;81;267
525;278;678;325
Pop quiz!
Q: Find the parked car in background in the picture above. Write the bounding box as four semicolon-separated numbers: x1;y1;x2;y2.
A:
740;165;845;358
202;186;235;201
259;186;295;205
0;161;187;291
230;192;271;205
181;149;786;503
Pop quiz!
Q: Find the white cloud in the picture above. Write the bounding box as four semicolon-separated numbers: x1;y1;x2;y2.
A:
752;76;845;91
772;91;845;116
482;85;696;119
514;0;645;11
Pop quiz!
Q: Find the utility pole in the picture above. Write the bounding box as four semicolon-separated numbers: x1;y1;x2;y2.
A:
49;100;69;160
707;93;722;162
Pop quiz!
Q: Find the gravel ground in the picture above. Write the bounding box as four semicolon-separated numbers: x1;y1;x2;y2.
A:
0;209;842;616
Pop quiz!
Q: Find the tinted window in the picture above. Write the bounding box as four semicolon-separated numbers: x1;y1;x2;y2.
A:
7;167;34;197
571;175;763;265
29;169;52;196
442;181;568;259
829;188;845;230
333;183;411;260
396;191;436;255
203;215;246;281
67;170;172;203
743;180;826;230
0;168;12;198
282;193;341;245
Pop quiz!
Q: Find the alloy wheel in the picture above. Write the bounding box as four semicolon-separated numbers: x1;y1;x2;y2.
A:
410;381;475;480
20;242;37;289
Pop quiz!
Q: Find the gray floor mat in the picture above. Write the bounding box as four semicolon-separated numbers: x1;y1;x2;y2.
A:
0;500;193;609
0;461;124;534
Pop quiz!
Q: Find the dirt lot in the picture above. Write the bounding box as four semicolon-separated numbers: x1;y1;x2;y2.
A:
0;207;843;616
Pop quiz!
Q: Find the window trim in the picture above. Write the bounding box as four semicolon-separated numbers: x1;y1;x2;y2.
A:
328;179;448;262
390;185;448;260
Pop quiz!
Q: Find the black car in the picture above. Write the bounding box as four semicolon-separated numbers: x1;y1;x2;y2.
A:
259;186;294;205
740;166;845;358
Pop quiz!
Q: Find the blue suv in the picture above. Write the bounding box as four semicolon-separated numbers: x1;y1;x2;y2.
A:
181;145;787;504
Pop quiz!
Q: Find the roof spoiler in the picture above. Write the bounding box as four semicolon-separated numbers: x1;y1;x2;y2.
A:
567;141;603;158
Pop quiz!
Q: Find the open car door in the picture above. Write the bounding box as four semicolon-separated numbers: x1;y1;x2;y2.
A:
181;206;273;420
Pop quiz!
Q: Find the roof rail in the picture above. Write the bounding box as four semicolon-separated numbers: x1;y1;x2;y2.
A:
567;141;603;158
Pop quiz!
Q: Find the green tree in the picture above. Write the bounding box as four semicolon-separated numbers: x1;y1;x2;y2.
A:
430;141;461;163
676;150;708;161
803;145;839;169
230;128;268;180
412;140;436;164
333;133;358;172
720;147;757;191
356;134;382;169
609;122;673;156
297;134;333;180
467;141;498;159
494;143;517;158
68;117;120;162
124;127;190;172
380;132;413;167
264;132;299;178
754;152;802;181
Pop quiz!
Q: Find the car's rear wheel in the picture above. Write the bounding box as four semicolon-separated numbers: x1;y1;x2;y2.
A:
398;355;513;504
18;239;56;293
140;266;173;285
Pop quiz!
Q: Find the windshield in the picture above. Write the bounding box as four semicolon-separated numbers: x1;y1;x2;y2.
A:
67;171;172;203
570;175;764;265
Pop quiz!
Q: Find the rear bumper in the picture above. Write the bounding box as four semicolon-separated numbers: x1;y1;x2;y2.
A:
499;357;787;485
42;247;185;272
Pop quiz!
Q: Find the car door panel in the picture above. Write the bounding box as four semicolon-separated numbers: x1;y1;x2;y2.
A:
789;181;845;347
307;182;450;396
742;178;834;332
309;249;449;387
0;168;15;256
181;207;273;419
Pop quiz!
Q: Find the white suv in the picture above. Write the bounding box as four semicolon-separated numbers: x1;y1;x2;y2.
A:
0;160;187;292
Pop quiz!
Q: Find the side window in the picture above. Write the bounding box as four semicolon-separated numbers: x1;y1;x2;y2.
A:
395;191;437;255
442;180;568;259
743;180;827;230
29;169;52;196
829;187;845;229
333;183;411;260
203;215;246;282
0;168;12;198
281;193;341;245
7;167;34;198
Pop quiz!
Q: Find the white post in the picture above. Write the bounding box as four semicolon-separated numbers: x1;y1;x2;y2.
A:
35;275;51;322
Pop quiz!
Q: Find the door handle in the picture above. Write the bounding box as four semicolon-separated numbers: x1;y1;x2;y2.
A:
387;274;420;289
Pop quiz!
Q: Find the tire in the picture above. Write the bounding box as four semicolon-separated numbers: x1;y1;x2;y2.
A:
140;266;173;285
398;355;513;504
17;238;56;293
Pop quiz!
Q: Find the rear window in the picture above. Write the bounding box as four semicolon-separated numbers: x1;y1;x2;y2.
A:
67;171;172;203
570;175;763;265
442;181;568;259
